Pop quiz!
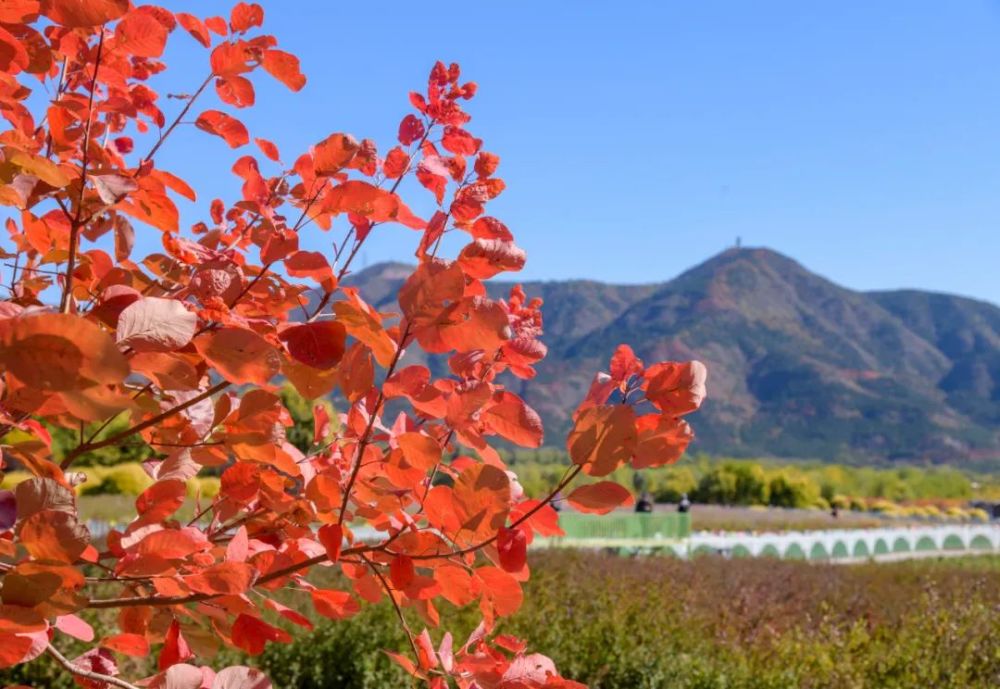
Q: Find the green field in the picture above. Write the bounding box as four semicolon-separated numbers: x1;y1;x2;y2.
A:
4;552;998;689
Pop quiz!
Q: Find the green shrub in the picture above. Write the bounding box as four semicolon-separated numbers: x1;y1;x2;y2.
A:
188;476;221;499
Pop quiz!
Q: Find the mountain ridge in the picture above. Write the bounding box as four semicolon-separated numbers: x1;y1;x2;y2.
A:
343;248;1000;466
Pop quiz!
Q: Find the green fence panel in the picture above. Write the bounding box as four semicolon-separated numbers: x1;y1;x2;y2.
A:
556;512;691;541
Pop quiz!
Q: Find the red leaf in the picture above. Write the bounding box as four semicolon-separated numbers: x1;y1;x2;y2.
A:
93;173;138;205
279;321;346;370
41;0;128;27
567;481;635;515
205;15;228;35
383;146;410;178
389;555;414;589
231;614;291;656
609;344;644;388
195;110;249;148
261;49;305;91
398;114;425;145
229;2;263;32
441;126;481;155
115;8;169;57
0;604;46;634
176;12;211;47
497;526;527;572
215;75;255;108
101;633;150;657
317;524;342;562
158;620;193;670
194;327;280;386
255;137;280;162
311;589;361;620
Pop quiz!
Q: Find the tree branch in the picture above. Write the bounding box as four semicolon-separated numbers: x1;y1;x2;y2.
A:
142;74;213;164
61;381;229;469
60;31;104;313
46;644;141;689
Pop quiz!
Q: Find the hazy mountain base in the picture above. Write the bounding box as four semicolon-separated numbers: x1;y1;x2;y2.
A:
342;248;1000;466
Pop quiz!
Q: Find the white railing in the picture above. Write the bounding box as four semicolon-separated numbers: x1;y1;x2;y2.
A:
688;523;1000;560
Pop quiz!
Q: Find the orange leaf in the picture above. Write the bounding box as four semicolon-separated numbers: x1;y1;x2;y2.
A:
458;238;526;279
476;566;522;617
450;465;510;545
284;250;335;291
632;413;694;469
642;360;707;416
17;509;89;563
0;605;46;634
0;313;127;391
567;404;637;477
567;481;635;515
325;180;423;229
182;562;255;596
194;327;280;386
195;110;249;148
312;133;359;176
331;297;397;368
397;432;441;472
483;391;543;448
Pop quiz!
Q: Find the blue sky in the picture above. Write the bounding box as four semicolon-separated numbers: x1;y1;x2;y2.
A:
149;1;1000;304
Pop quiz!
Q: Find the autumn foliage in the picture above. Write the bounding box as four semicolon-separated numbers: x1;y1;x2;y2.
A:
0;2;706;688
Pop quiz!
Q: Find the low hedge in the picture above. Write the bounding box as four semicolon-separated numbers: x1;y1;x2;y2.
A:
1;463;220;498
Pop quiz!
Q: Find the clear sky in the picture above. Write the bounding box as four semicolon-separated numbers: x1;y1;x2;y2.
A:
151;1;1000;304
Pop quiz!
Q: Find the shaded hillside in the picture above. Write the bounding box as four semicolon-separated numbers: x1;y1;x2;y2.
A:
342;249;1000;465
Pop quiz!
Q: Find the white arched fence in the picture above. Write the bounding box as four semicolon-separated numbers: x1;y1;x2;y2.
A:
685;523;1000;561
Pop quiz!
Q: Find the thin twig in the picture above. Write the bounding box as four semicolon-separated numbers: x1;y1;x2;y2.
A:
46;644;141;689
60;31;105;313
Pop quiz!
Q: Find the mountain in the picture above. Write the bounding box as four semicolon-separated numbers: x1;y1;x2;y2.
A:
344;249;1000;466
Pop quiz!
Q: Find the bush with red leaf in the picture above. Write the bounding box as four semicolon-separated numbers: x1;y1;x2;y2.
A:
0;3;705;688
